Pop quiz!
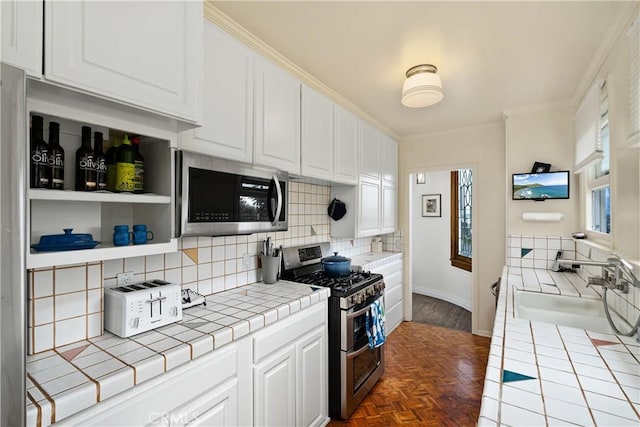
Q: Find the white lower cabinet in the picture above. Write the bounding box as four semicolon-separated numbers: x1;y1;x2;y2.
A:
253;299;328;427
373;256;403;333
58;300;328;427
254;346;297;426
61;337;252;426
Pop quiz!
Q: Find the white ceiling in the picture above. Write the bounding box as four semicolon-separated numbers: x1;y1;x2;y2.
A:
212;1;626;138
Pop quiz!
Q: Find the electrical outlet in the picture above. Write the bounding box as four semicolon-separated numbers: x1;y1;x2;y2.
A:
243;253;251;270
116;271;135;286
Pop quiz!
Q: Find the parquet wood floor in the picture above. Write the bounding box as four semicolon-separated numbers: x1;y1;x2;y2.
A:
328;321;491;427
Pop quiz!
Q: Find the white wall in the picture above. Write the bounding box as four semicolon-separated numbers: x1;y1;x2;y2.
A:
400;122;506;336
411;170;472;310
505;104;579;236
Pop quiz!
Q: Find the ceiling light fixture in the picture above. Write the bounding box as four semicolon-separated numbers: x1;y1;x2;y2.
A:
401;64;443;108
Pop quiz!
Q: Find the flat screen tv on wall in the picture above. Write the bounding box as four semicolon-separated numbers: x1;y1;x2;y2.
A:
512;171;570;200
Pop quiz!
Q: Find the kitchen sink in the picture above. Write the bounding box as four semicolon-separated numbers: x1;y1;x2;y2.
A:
513;290;629;334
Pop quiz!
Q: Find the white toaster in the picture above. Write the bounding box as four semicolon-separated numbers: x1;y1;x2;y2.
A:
104;279;183;338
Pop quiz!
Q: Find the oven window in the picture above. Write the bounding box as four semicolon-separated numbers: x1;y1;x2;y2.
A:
352;347;381;392
352;314;369;350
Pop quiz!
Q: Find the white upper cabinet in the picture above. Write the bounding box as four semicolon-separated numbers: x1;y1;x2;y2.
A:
45;1;202;122
333;105;359;184
180;20;254;163
301;84;334;180
359;121;381;180
330;126;397;238
358;179;382;236
381;182;397;233
1;0;42;77
254;56;301;174
381;134;398;185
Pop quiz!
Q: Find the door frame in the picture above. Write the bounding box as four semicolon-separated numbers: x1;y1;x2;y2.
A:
404;163;479;334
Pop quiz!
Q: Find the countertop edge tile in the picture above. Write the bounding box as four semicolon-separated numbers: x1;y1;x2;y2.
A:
480;266;640;426
26;280;329;427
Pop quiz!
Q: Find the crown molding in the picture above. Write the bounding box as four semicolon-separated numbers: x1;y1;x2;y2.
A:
502;99;572;119
400;120;503;143
203;1;399;140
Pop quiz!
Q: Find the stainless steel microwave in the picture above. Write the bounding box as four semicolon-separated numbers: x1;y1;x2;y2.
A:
176;151;288;236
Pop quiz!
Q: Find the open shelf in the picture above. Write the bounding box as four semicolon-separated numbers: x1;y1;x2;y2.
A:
29;189;171;204
27;239;178;269
26;99;177;270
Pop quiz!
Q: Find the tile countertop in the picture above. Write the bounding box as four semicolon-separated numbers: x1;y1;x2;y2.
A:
349;251;402;271
26;281;330;427
478;267;640;426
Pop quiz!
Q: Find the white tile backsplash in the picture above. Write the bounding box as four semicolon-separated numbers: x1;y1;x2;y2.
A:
29;182;399;354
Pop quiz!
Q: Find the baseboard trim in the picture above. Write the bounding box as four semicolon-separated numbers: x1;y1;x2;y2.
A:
413;286;472;311
472;329;492;338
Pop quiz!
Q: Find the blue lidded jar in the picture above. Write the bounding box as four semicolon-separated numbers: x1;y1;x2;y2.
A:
113;225;131;246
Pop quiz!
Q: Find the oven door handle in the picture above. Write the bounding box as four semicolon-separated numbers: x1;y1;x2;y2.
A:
346;342;373;360
346;304;372;321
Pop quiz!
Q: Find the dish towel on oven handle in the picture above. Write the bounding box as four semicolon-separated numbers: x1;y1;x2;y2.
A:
366;298;386;349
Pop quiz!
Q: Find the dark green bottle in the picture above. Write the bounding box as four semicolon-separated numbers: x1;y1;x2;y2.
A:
48;122;64;190
30;115;50;189
105;137;121;191
75;126;97;191
94;132;107;191
115;134;135;192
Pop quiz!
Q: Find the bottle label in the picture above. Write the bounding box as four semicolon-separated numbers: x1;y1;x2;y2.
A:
48;155;64;169
31;150;49;165
79;157;97;170
134;160;144;192
96;159;107;173
115;162;135;192
96;159;107;190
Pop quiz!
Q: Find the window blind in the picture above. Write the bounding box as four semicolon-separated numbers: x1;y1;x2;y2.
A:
628;16;640;147
574;80;604;174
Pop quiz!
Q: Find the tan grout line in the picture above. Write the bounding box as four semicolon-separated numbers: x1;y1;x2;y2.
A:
528;322;550;424
556;327;598;426
27;373;55;425
26;390;42;427
587;332;640;420
52;267;56;350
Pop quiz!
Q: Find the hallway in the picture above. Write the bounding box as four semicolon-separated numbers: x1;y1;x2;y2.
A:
328;321;491;426
411;293;472;333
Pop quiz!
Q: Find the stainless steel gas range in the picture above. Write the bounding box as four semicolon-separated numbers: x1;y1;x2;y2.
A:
281;242;386;420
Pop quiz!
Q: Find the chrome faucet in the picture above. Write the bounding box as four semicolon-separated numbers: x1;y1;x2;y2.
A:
557;254;640;294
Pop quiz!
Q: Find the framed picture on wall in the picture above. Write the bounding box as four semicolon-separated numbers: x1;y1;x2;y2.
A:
422;194;441;217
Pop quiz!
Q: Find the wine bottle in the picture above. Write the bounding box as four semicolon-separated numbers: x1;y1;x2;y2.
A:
48;122;64;190
131;136;144;193
30;115;50;188
75;126;97;191
115;134;135;192
94;132;107;191
105;137;121;191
